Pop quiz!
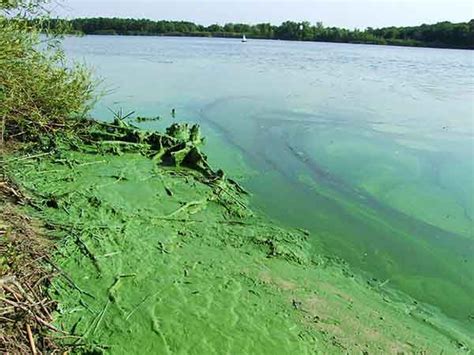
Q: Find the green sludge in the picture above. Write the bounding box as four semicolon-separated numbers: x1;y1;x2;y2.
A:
5;121;473;354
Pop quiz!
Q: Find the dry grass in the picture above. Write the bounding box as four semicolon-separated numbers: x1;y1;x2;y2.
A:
0;173;63;354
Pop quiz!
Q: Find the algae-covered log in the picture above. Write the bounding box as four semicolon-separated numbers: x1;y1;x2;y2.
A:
84;120;215;176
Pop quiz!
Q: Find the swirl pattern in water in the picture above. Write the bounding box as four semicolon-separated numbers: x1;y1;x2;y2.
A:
65;35;474;327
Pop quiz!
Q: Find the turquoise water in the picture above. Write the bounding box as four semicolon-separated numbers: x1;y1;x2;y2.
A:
64;36;474;328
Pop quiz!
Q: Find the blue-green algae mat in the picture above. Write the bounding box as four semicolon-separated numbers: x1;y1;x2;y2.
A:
67;36;474;330
6;146;473;354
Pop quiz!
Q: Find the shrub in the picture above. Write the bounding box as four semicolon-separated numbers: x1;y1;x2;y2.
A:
0;0;95;144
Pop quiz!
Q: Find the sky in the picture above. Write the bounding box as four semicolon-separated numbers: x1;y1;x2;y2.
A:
53;0;474;29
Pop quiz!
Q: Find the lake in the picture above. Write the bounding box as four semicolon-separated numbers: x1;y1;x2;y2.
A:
64;35;474;329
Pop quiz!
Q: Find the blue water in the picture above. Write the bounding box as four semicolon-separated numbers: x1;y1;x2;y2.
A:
64;35;474;328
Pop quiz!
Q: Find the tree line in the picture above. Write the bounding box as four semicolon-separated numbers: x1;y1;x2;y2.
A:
50;18;474;49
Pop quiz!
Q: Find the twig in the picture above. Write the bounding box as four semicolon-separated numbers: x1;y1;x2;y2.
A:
216;185;249;210
0;297;28;311
379;279;390;288
46;259;95;298
26;323;37;355
73;232;101;274
165;199;208;218
91;300;110;335
0;307;15;316
0;314;15;322
35;315;67;334
6;152;52;162
2;285;23;302
12;281;35;304
151;216;252;226
75;160;107;167
125;291;160;321
97;251;121;258
25;283;52;320
32;272;58;290
1;296;66;334
0;114;5;148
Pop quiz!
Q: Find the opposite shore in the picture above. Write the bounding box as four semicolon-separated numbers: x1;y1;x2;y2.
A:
50;17;474;50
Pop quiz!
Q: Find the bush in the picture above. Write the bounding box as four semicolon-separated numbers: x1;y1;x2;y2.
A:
0;0;95;143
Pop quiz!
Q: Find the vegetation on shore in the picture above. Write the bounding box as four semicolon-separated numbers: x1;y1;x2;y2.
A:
1;0;96;352
0;2;94;144
54;17;474;49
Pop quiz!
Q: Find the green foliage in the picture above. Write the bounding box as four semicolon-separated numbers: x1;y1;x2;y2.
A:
0;0;95;143
58;17;474;49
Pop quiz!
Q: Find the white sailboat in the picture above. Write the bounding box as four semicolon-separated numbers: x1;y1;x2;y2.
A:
242;34;247;43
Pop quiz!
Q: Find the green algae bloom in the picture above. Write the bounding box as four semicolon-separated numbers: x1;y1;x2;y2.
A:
4;121;472;354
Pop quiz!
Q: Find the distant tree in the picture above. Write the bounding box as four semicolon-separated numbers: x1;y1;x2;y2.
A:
206;24;222;32
62;17;474;49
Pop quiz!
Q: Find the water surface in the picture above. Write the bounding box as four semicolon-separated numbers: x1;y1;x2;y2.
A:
64;36;474;328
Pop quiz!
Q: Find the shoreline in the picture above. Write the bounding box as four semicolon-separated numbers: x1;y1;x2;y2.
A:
70;32;474;51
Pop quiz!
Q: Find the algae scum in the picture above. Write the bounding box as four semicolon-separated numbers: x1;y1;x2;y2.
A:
5;120;473;353
65;36;474;330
